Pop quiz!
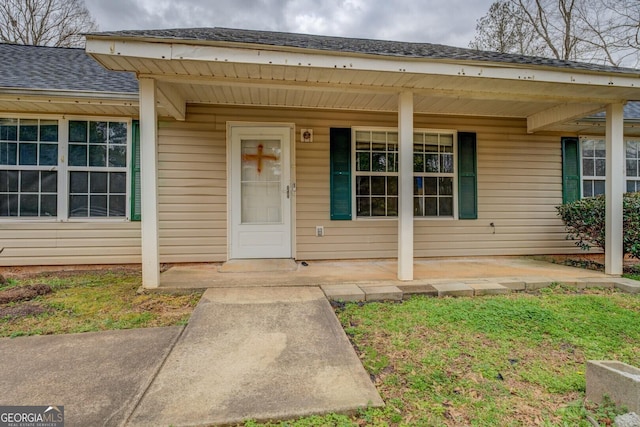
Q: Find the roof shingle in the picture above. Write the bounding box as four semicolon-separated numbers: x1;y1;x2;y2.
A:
0;43;138;93
90;27;640;75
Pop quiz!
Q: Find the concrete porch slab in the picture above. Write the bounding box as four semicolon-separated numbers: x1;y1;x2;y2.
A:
218;258;298;273
127;287;383;426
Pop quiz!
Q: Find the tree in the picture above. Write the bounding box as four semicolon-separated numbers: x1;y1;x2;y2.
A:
0;0;98;48
471;0;640;67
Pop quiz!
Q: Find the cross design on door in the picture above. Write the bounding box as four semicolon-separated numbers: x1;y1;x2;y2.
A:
242;144;278;173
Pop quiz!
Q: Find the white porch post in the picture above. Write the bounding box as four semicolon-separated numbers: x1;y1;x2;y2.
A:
398;91;414;281
139;78;161;287
605;103;625;276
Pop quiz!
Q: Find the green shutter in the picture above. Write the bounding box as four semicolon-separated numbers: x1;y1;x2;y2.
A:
458;132;477;219
561;137;581;204
330;128;352;220
130;120;141;221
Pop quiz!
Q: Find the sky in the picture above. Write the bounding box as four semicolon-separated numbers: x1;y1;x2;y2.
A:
83;0;496;49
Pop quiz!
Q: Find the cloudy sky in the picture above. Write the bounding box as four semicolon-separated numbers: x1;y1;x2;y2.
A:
84;0;495;49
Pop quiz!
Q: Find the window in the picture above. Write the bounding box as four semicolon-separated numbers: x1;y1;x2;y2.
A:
354;130;398;217
627;140;640;193
68;121;128;217
353;128;457;218
413;132;455;217
0;118;59;217
0;116;130;220
579;136;640;197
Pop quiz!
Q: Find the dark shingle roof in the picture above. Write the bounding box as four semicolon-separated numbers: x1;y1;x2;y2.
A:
0;43;138;93
91;27;640;75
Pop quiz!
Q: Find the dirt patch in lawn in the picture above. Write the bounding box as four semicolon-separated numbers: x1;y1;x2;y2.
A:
0;303;50;320
0;284;53;304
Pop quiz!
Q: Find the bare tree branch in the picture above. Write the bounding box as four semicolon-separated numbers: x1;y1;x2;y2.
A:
0;0;97;47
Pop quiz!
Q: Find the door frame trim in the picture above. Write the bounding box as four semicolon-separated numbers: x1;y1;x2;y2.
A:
226;121;296;260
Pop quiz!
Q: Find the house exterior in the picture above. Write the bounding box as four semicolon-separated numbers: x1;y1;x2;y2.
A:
1;28;640;288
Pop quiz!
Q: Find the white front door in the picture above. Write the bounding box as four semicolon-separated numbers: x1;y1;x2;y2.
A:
229;125;292;259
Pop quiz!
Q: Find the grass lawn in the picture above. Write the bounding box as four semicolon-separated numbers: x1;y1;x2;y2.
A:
246;285;640;427
2;268;640;426
0;268;202;337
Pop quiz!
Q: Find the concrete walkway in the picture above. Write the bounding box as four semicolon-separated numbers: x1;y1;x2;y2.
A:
0;287;383;427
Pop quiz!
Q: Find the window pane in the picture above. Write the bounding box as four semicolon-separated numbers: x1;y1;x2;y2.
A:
40;195;57;216
41;171;57;192
20;170;39;192
424;177;437;195
109;145;126;167
69;121;87;142
594;140;606;158
0;142;17;165
583;180;593;198
109;195;126;216
357;152;370;171
109;122;127;144
0;170;18;191
40;143;58;166
110;172;126;193
439;177;453;195
387;176;398;195
89;145;106;167
19;143;37;165
425;134;438;152
440;135;454;153
40;121;58;142
19;194;38;216
595;159;606;177
69;144;87;166
440;197;453;216
89;121;108;143
626;141;638;159
414;177;423;194
0;194;18;216
70;171;88;193
413;154;424;172
425;154;438;172
414;197;423;216
90;195;107;216
90;172;108;193
441;154;454;173
371;176;386;195
387;153;397;172
356;176;370;195
19;120;38;141
627;159;638;177
387;197;398;216
356;197;370;216
371;197;386;216
582;139;595;157
594;180;605;196
0;118;17;141
425;197;437;216
371;152;386;172
627;181;636;193
69;195;88;217
583;159;595;176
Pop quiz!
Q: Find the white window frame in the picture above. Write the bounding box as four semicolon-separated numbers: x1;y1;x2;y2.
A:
626;138;640;193
0;113;132;222
351;126;458;220
580;135;640;197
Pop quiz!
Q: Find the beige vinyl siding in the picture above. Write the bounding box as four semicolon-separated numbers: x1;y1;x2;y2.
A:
0;221;140;266
155;104;579;262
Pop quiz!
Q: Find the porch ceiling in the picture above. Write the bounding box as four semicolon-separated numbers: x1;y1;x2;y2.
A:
87;37;640;133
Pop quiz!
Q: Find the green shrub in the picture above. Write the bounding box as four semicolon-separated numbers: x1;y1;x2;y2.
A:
556;192;640;259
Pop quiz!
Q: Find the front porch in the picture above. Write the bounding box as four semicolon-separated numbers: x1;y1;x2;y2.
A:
158;256;640;298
